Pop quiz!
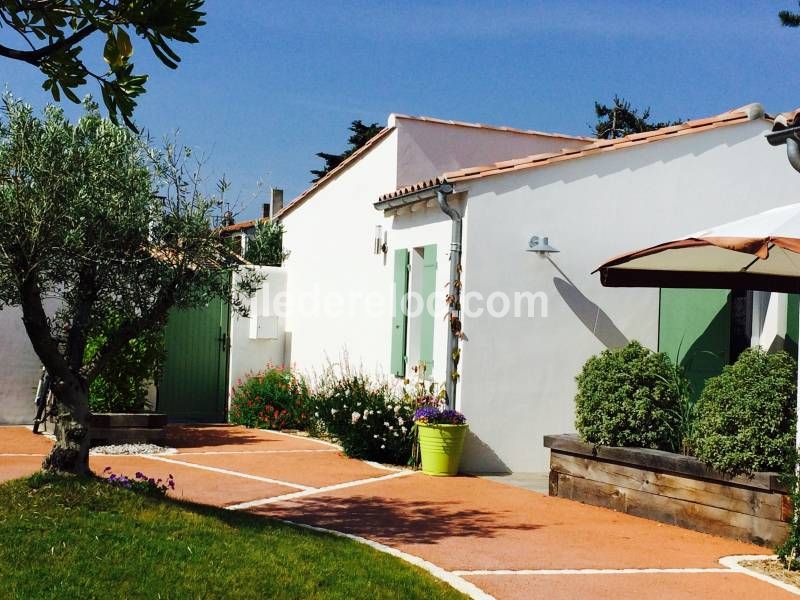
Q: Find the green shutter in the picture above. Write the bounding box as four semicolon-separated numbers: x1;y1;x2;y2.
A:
390;249;410;377
658;288;730;399
419;245;437;379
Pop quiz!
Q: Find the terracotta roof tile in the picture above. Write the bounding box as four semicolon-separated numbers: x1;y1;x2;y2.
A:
382;104;767;201
375;104;770;204
278;113;593;220
220;218;266;234
773;108;800;130
390;113;594;142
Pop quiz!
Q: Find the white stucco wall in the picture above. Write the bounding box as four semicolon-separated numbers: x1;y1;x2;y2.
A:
393;116;587;188
228;267;288;402
456;119;800;473
0;307;40;424
278;117;564;384
280;132;400;378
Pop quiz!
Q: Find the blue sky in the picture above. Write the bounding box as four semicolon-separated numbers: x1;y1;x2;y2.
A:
2;1;799;219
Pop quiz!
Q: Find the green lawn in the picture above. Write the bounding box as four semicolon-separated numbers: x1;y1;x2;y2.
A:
0;473;466;600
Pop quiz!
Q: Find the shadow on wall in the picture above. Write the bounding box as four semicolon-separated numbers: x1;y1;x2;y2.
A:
553;277;628;350
460;429;512;474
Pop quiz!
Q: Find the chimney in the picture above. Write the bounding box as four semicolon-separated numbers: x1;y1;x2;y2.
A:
270;188;284;217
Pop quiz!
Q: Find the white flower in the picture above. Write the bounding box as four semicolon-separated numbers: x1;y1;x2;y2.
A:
351;411;361;424
387;405;393;410
394;405;401;414
401;426;407;434
381;445;385;449
393;432;399;437
397;417;404;426
383;422;390;427
314;412;319;417
330;408;338;415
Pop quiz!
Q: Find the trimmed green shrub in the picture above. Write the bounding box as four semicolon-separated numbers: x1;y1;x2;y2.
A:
575;340;685;450
229;366;310;430
85;317;166;413
692;348;796;477
313;364;413;465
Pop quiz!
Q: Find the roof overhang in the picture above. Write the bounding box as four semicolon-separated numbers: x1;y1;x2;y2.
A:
373;184;440;212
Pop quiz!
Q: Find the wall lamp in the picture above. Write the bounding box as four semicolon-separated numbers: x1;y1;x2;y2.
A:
374;225;388;255
527;235;559;254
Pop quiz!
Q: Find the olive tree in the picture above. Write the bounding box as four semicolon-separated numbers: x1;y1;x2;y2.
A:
0;0;205;128
0;96;258;474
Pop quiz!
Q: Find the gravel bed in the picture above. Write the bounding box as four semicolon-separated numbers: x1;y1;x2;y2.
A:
90;443;177;455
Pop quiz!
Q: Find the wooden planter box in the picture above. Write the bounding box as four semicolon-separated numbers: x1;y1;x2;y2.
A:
90;413;167;446
544;434;790;547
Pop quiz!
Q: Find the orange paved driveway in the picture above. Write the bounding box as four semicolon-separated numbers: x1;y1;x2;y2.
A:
0;424;795;599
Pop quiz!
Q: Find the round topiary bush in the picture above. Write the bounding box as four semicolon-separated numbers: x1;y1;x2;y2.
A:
575;340;684;450
692;348;796;476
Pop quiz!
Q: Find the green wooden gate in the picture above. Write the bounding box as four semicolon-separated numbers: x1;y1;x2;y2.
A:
658;288;730;400
158;297;230;422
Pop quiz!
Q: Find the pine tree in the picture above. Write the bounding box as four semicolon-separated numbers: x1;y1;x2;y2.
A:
311;120;382;181
594;96;681;139
780;3;800;26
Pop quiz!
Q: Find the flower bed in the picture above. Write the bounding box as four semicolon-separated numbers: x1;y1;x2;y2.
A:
553;342;797;548
544;434;790;547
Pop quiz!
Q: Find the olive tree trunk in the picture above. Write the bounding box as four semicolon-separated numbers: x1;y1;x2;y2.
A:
42;378;91;475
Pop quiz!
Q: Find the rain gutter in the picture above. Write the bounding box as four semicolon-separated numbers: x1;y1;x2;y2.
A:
766;125;800;174
436;184;462;409
374;183;463;409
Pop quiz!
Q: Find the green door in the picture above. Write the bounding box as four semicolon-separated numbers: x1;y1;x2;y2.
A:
658;288;730;399
158;297;230;422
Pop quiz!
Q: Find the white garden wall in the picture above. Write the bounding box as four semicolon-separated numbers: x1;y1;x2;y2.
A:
0;307;41;424
456;119;800;472
228;266;288;403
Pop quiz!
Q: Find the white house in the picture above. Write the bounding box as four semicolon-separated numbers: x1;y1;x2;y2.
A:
278;115;589;383
5;103;799;477
277;103;800;472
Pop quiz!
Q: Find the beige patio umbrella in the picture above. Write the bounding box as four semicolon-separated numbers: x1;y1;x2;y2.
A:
596;201;800;461
598;202;800;294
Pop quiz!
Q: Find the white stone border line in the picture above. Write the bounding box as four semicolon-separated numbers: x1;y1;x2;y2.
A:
263;428;342;449
277;519;494;600
0;453;46;457
173;449;339;456
453;567;731;576
138;453;314;491
226;470;414;511
720;555;800;596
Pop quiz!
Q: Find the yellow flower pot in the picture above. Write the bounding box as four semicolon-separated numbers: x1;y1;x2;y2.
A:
417;423;468;476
